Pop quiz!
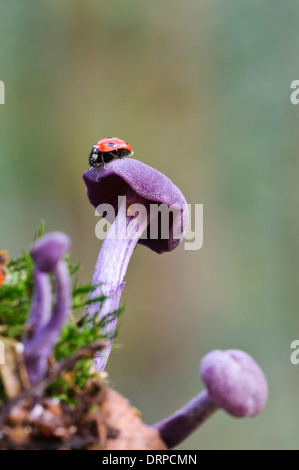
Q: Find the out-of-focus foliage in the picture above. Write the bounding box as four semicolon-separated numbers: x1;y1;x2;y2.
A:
0;251;34;340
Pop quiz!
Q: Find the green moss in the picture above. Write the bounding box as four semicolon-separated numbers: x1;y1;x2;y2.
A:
0;223;123;405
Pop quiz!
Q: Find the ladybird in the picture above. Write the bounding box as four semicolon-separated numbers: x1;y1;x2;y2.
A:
89;137;133;167
0;250;9;288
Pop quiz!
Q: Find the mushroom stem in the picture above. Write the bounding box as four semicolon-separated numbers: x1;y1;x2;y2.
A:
25;260;71;383
24;232;71;384
86;198;151;371
152;390;218;449
46;261;72;345
24;268;51;340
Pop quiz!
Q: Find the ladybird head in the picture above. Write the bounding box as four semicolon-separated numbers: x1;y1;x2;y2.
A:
89;147;101;167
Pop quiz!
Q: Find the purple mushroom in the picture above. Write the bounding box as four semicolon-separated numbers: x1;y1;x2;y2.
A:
153;349;268;449
24;232;72;383
200;349;268;417
83;158;188;371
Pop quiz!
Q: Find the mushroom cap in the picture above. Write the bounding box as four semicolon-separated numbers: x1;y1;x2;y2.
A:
83;158;188;254
200;349;268;417
31;232;71;272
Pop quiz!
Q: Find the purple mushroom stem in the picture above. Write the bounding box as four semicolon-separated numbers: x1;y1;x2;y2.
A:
89;197;152;370
153;390;218;449
152;349;268;449
24;232;71;383
83;158;188;371
24;268;51;338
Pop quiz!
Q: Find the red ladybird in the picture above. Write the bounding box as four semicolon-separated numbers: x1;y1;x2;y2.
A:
89;137;134;167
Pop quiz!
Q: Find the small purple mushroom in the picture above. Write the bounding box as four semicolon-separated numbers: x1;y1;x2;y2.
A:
24;232;72;383
83;158;188;371
153;349;268;448
200;349;268;418
31;232;71;273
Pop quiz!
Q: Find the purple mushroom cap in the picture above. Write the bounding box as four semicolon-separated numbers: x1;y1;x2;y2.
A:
200;349;268;417
31;232;71;272
83;158;188;254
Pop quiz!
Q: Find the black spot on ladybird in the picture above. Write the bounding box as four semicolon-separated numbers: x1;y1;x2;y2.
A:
108;142;115;147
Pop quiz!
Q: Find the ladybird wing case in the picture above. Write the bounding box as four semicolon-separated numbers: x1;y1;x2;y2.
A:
95;137;133;154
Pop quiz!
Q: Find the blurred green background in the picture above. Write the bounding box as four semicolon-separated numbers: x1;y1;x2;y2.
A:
1;0;299;449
